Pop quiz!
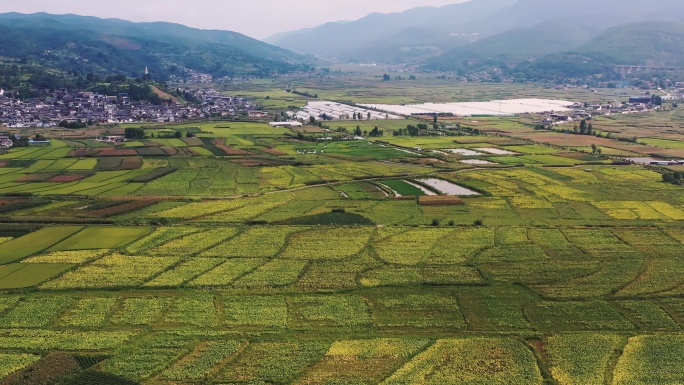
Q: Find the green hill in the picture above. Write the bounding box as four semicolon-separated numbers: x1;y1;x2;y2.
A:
427;21;596;70
578;22;684;66
0;13;308;80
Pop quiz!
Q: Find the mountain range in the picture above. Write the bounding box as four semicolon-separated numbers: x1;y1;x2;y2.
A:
0;13;307;80
1;1;684;83
268;0;684;69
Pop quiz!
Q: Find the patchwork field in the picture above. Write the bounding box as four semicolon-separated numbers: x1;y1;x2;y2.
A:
1;83;684;384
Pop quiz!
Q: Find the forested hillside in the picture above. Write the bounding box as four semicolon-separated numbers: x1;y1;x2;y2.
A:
0;13;308;80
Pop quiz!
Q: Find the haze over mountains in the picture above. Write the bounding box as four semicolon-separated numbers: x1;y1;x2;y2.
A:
1;0;683;83
267;0;684;68
0;13;306;79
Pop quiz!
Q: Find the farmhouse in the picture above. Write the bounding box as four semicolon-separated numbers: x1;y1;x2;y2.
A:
248;111;268;118
269;121;303;128
0;136;13;148
102;136;125;143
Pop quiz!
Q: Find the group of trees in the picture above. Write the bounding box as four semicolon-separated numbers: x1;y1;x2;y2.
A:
352;112;371;120
124;127;146;140
381;74;417;81
393;123;431;137
288;90;318;98
574;120;595;135
662;171;684;185
651;94;663;106
368;126;384;137
59;120;89;129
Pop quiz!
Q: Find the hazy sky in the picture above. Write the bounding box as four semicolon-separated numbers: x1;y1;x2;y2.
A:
0;0;467;39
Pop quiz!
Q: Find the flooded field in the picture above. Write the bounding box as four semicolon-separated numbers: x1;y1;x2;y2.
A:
360;98;574;117
476;147;518;155
405;181;437;196
444;149;486;156
461;159;496;165
418;178;481;196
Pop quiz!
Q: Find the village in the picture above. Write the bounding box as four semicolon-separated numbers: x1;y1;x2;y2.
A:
0;87;261;129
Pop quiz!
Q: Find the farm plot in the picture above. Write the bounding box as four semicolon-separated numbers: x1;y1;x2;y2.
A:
40;254;179;289
110;297;171;326
146;227;240;257
161;340;243;381
103;341;190;381
525;301;635;331
200;226;299;258
360;265;484;287
47;227;151;251
162;295;217;327
232;259;308;288
382;338;544;385
124;227;200;254
0;297;73;328
298;339;430;385
417;178;481;196
545;334;625;385
362;288;467;330
222;296;289;328
0;329;137;350
21;250;111;265
188;259;265;287
288;295;374;329
373;228;454;265
280;227;372;260
0;263;75;289
143;258;224;288
57;298;119;328
613;335;684;385
219;341;329;384
379;180;429;197
0;354;41;378
0;226;83;264
337;182;387;199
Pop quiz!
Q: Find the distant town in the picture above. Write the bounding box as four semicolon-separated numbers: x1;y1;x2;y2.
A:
0;88;261;129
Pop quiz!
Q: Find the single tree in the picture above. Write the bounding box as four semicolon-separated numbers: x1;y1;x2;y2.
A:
579;120;588;134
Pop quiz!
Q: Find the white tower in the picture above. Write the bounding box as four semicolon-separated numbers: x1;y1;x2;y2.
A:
145;66;149;76
0;89;4;96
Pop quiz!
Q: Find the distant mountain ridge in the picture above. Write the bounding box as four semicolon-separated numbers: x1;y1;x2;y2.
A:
0;13;307;80
265;0;517;62
268;0;684;66
577;22;684;67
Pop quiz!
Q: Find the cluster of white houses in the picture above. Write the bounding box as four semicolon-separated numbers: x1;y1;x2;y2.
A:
0;135;13;148
0;88;257;128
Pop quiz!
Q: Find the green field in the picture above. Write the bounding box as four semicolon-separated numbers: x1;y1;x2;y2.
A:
1;82;684;384
0;227;83;264
48;227;152;251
